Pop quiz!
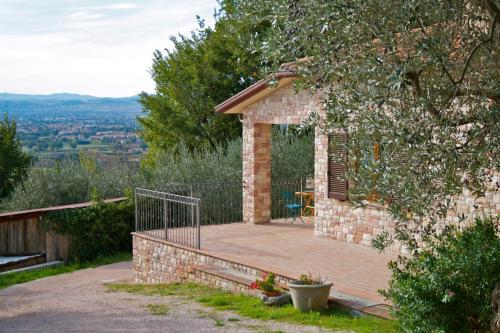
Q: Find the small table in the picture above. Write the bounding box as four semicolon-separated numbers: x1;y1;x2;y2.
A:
295;191;314;217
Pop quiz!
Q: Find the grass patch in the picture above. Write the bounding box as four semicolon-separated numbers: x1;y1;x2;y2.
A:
147;304;169;315
214;319;225;326
0;252;131;290
106;282;395;333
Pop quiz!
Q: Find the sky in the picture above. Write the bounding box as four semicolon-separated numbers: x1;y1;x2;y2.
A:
0;0;218;97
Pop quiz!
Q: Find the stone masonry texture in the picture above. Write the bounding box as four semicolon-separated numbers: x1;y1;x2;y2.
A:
132;233;292;294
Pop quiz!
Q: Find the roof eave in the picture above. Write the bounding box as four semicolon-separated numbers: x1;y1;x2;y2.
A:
215;71;298;114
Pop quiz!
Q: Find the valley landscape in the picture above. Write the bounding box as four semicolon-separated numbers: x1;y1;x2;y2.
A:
0;93;145;167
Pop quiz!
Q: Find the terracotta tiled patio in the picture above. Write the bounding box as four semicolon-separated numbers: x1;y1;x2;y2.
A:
198;221;397;305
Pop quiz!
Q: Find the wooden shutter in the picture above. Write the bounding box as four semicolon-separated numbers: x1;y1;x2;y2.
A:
328;133;348;201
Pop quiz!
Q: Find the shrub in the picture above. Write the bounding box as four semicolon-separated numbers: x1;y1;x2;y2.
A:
382;216;500;332
140;127;314;188
0;128;313;212
41;197;135;262
140;138;243;186
0;157;136;212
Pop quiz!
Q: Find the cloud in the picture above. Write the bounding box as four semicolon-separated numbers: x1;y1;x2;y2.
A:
67;11;106;21
69;2;142;18
0;0;218;97
99;3;141;10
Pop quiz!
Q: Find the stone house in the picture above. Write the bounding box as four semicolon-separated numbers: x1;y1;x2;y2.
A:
215;68;499;253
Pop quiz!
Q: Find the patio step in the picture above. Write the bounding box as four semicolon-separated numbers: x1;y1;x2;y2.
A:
193;264;256;287
329;290;391;319
193;264;289;290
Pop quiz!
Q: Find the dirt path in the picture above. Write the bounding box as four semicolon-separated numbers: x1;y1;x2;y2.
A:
0;261;336;333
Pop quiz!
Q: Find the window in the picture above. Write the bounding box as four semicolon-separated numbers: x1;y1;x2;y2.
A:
328;134;381;202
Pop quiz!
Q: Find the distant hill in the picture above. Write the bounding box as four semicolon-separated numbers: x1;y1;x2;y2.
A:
0;92;139;102
0;93;143;125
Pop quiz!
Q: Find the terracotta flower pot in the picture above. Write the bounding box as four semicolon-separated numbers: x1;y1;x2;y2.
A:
263;290;282;297
288;281;333;312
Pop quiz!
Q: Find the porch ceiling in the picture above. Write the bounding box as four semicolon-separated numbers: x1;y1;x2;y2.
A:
200;221;397;304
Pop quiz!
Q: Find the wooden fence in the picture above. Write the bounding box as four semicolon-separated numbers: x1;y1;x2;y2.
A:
0;198;126;262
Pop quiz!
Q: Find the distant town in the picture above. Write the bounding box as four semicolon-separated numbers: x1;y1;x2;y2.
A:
0;93;146;167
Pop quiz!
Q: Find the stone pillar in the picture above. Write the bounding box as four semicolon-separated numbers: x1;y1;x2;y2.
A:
313;107;329;236
242;117;272;224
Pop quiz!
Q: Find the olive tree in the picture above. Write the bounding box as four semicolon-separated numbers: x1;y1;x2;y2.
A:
243;0;499;251
243;1;499;329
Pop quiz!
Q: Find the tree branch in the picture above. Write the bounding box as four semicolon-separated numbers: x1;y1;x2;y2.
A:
484;0;500;25
417;18;456;85
451;13;498;101
405;70;443;121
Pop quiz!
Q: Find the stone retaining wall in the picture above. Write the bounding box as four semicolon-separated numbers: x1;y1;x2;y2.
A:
133;233;292;294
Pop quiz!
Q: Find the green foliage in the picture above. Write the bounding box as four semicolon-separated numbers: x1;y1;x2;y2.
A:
139;0;264;154
382;216;500;332
298;273;323;286
141;139;242;186
0;252;131;290
255;272;279;293
0;156;136;212
146;304;169;315
141;127;314;187
271;126;314;181
107;282;395;332
0;113;30;199
41;199;135;262
1;129;312;212
244;0;500;252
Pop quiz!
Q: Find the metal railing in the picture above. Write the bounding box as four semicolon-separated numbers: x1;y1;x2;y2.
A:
146;182;243;225
147;178;309;223
135;188;201;249
134;177;312;248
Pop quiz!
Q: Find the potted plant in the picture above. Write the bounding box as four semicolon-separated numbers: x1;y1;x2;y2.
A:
288;273;333;312
251;273;282;297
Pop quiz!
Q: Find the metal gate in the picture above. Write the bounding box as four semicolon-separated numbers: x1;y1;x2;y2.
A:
135;188;201;249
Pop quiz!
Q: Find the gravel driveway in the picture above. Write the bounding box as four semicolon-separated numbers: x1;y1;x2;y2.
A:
0;261;336;333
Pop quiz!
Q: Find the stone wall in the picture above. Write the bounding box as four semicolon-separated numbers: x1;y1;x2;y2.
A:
133;233;293;293
313;119;401;250
313;103;500;252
